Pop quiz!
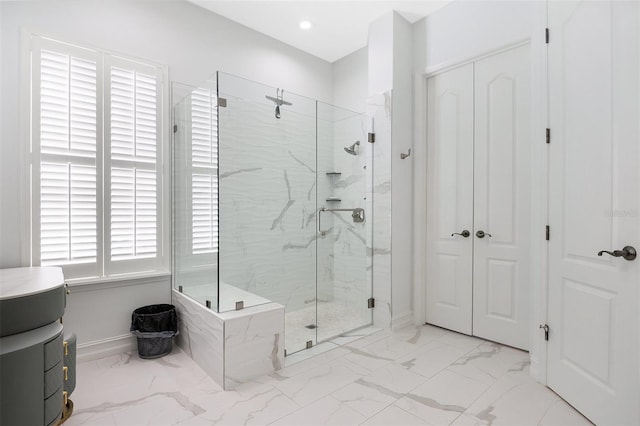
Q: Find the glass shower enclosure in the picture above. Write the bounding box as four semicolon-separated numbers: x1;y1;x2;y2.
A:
173;72;373;354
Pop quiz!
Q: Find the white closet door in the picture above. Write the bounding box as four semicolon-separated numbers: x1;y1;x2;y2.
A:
547;1;639;424
472;44;531;350
426;64;474;335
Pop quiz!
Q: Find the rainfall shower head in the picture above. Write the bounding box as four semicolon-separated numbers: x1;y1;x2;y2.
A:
266;88;292;119
344;141;360;156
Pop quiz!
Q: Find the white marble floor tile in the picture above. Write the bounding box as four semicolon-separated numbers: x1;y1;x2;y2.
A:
179;387;299;425
394;340;471;379
273;357;369;407
538;399;594;425
356;333;426;361
63;328;590;426
436;331;485;351
394;369;492;425
447;342;529;385
454;373;559;425
392;324;449;346
362;404;427;426
360;362;428;395
269;395;367;426
330;381;398;418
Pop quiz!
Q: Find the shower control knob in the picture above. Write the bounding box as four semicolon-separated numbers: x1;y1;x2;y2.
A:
451;230;470;238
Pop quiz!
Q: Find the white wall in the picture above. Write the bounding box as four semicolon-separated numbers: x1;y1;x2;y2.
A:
390;13;414;328
332;47;368;113
418;0;537;71
0;0;333;357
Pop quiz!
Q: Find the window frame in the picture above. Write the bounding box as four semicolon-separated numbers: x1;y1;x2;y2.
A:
25;33;170;283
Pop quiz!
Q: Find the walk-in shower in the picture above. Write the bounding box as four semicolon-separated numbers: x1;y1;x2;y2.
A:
173;72;374;356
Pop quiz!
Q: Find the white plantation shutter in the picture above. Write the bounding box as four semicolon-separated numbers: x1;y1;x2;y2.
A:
33;40;99;278
30;36;166;280
190;88;218;254
106;57;161;272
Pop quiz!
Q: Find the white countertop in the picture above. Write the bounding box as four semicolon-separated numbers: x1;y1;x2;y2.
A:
0;267;65;300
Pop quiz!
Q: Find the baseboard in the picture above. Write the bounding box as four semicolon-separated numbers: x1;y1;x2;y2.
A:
77;334;137;362
391;310;414;331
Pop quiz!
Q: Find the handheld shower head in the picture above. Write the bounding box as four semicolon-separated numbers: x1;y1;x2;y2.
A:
266;88;291;120
344;141;360;156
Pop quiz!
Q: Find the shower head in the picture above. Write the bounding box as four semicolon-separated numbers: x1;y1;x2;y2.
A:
344;141;360;156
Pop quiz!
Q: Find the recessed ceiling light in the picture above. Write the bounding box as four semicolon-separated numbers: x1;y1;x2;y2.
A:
299;20;312;30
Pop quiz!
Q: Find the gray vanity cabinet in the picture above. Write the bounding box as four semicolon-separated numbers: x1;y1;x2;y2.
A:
0;267;76;426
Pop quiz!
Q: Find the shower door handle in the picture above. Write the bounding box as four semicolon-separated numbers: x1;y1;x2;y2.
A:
318;207;365;236
318;208;328;236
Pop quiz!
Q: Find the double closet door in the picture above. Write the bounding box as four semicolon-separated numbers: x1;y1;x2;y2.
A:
425;44;531;350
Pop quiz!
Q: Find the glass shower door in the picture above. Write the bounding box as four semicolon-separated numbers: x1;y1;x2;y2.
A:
316;102;373;342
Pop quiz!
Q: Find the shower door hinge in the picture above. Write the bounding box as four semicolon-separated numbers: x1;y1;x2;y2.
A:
368;132;375;143
546;128;550;144
368;298;375;309
173;124;178;133
217;97;227;107
545;28;550;44
546;225;550;241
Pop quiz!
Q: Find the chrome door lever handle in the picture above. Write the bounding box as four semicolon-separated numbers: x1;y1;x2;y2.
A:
476;230;492;239
451;230;470;238
597;246;636;261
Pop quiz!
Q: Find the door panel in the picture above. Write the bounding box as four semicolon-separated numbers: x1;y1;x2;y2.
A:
426;64;474;334
548;1;640;424
473;44;531;350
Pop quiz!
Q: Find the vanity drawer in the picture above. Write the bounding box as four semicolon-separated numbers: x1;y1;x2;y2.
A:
44;332;63;370
44;388;62;426
44;361;63;398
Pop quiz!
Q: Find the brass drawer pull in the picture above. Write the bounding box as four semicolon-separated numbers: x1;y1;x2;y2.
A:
63;391;68;406
63;366;68;380
63;341;69;356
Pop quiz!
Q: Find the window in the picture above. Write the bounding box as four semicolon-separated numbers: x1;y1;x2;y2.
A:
29;36;167;280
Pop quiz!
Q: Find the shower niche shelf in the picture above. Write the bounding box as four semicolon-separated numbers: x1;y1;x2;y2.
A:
326;198;342;202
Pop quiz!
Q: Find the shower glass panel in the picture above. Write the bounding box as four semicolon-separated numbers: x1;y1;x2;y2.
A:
172;77;219;309
217;72;317;353
316;102;373;342
172;71;373;356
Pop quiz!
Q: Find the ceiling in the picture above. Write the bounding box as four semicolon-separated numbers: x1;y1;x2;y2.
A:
188;1;452;63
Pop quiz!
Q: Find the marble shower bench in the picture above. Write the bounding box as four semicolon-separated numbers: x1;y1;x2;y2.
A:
172;289;284;390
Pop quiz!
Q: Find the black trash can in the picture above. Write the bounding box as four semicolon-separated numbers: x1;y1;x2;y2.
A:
130;304;178;359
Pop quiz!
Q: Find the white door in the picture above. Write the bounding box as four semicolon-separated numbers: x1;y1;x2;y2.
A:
473;44;531;350
426;64;474;334
548;1;640;424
